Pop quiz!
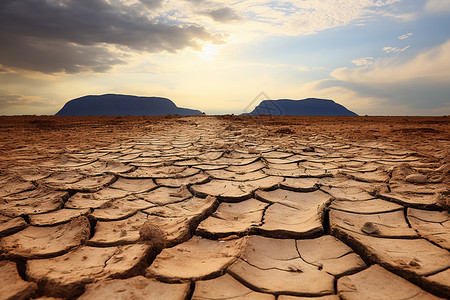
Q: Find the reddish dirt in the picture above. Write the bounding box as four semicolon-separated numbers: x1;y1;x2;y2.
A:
0;115;449;299
1;115;448;169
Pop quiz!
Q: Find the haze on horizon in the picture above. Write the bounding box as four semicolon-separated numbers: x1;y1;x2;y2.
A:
0;0;449;116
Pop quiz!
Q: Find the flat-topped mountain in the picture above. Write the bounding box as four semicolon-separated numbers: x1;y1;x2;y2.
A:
55;94;202;116
245;98;358;116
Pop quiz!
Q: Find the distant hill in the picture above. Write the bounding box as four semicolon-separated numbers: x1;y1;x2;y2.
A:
55;94;202;116
244;98;358;116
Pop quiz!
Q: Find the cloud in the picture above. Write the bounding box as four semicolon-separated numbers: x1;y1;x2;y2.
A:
139;0;164;9
0;0;224;73
305;40;450;115
334;40;450;84
250;0;404;35
398;33;413;40
382;46;410;53
0;0;411;74
352;57;374;66
176;0;407;37
425;0;450;13
0;94;51;109
199;7;242;23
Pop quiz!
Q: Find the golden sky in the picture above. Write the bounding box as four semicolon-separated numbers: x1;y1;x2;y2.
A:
1;0;449;115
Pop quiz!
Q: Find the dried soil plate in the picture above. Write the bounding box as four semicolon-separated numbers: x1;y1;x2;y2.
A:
321;187;374;201
0;261;37;300
259;203;325;238
407;208;450;249
278;296;339;300
346;170;389;183
225;161;266;173
332;228;450;278
329;199;403;214
109;177;157;193
0;191;66;217
264;168;328;178
15;167;52;181
193;274;275;300
143;196;218;246
26;244;152;298
330;209;417;238
255;189;331;210
193;164;228;171
29;208;90;226
88;212;150;246
379;192;439;208
191;180;254;201
0;177;36;197
41;171;84;187
136;186;193;205
213;156;259;166
265;155;306;164
77;188;131;201
79;276;190;300
76;160;134;175
338;265;440;300
53;175;116;192
423;268;450;298
0;217;90;259
197;151;224;161
143;196;218;219
280;178;319;192
123;166;199;179
261;151;293;159
1;187;60;201
142;215;196;247
197;199;268;238
65;196;113;209
0;217;28;237
155;173;209;187
91;199;141;221
228;236;334;296
296;235;366;276
266;162;301;170
206;170;267;181
146;236;245;282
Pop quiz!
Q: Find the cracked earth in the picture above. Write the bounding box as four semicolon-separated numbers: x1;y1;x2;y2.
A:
0;115;449;300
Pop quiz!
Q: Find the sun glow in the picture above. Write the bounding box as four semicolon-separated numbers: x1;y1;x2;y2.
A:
198;42;220;61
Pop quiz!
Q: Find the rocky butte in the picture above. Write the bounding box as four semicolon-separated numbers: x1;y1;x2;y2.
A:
244;98;358;116
55;94;202;116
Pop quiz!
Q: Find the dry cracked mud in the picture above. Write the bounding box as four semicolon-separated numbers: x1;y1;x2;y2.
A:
0;115;449;299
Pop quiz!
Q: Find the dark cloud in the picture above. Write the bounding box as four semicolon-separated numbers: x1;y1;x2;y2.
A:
199;7;242;23
0;0;224;73
140;0;164;9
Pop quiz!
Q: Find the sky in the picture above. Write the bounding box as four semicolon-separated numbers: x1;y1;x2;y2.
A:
1;0;450;116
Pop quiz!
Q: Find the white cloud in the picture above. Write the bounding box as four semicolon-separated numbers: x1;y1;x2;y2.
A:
298;41;450;115
398;33;412;40
166;0;406;37
248;0;404;36
332;40;450;84
425;0;450;13
352;57;374;66
382;46;410;53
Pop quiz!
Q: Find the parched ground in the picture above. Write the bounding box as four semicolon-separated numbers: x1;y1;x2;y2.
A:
0;115;449;300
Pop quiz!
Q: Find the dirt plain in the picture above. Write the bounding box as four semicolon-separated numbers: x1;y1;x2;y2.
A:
0;115;449;299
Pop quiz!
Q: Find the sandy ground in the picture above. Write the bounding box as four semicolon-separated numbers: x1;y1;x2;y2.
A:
0;115;449;299
1;115;449;166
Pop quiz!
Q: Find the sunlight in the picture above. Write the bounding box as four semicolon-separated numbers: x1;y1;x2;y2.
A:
198;42;219;61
